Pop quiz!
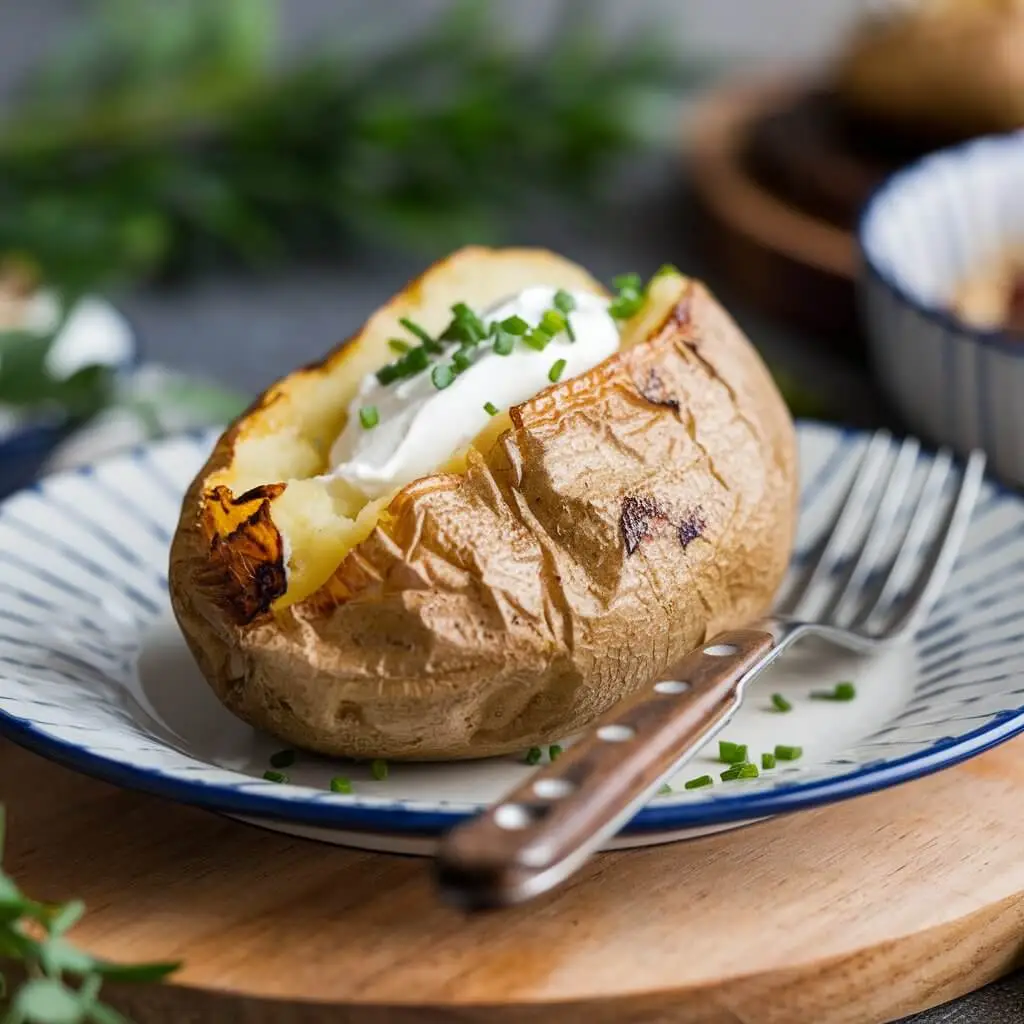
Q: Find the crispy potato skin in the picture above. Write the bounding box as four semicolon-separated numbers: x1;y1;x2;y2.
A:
170;250;797;760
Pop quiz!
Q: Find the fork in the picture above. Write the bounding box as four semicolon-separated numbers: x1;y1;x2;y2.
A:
435;431;988;909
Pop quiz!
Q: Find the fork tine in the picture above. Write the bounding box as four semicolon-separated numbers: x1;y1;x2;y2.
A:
848;447;953;631
860;449;986;640
820;436;921;626
782;430;893;620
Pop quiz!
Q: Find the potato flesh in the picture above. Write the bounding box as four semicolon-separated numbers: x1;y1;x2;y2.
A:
203;248;625;608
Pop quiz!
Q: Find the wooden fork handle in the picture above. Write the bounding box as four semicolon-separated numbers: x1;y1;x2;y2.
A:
435;628;775;909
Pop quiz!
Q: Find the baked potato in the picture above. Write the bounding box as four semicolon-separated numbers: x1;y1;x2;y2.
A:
169;246;797;760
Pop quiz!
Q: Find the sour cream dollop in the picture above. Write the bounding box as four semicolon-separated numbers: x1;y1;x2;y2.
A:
328;286;619;500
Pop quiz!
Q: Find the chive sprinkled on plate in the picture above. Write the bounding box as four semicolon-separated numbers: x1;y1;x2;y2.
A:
263;770;288;783
721;763;758;782
431;364;455;390
388;338;411;354
812;682;857;701
525;746;543;765
718;740;748;764
370;759;389;781
684;774;713;789
548;358;567;383
549;744;564;761
774;744;803;761
658;783;673;795
771;693;792;713
761;752;776;770
483;401;499;416
269;749;295;769
359;405;380;429
330;776;353;794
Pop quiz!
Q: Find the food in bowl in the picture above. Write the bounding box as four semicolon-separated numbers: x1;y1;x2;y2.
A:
169;246;797;760
950;245;1024;333
834;0;1024;143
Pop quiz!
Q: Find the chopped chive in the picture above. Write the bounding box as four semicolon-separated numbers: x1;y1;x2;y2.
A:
657;783;673;795
771;693;792;713
613;272;643;293
523;328;551;351
811;682;857;702
718;740;748;764
540;309;567;336
553;289;576;315
388;338;411;354
452;348;473;373
500;314;529;335
376;363;401;385
609;293;645;320
330;776;353;794
525;746;543;765
263;770;288;784
431;364;455;390
404;347;430;373
762;752;776;770
370;759;389;781
400;317;435;347
549;744;563;762
483;401;499;416
269;749;295;769
774;745;803;761
720;763;758;782
684;774;713;789
359;406;380;429
493;330;515;355
548;358;567;383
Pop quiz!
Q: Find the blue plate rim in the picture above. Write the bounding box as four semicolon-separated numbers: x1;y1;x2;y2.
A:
0;419;1022;836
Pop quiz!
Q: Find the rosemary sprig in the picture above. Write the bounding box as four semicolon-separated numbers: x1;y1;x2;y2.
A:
0;0;701;292
0;807;180;1023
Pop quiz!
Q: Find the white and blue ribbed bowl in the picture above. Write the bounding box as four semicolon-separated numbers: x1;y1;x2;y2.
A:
859;130;1024;488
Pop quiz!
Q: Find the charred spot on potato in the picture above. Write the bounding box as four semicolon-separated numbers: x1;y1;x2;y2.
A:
621;494;667;555
670;287;694;328
633;368;679;411
203;483;288;624
678;507;707;549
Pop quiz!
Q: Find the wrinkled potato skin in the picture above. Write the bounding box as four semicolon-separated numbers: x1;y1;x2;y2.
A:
170;249;797;760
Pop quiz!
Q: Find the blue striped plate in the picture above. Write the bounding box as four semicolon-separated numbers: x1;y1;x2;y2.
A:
0;422;1021;854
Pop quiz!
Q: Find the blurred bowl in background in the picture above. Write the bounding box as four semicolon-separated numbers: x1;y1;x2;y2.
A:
0;294;138;498
858;131;1024;487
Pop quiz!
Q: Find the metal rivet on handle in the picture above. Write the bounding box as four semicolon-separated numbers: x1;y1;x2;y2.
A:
654;679;690;694
494;804;532;830
597;724;635;742
533;778;574;799
704;643;738;657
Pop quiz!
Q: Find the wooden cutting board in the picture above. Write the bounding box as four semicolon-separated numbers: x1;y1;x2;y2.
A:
3;735;1024;1024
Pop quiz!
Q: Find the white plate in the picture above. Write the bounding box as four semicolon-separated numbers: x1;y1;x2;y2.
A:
0;422;1021;854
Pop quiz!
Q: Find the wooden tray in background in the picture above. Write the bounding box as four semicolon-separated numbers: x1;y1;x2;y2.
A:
4;736;1024;1023
688;75;926;353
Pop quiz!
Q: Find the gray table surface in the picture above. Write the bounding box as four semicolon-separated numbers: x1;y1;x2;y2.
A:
111;157;1024;1024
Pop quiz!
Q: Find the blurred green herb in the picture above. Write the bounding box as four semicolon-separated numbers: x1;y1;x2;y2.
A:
0;807;180;1023
0;0;703;292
